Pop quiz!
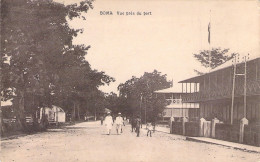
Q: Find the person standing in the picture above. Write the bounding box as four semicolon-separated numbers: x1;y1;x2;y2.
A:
131;116;136;132
115;112;124;134
135;115;141;137
100;115;104;125
104;112;113;135
146;122;153;137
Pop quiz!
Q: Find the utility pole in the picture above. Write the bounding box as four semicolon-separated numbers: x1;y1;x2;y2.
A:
208;9;212;72
231;55;237;125
144;97;146;124
181;83;183;118
243;55;248;118
140;93;142;128
231;54;249;124
94;104;96;121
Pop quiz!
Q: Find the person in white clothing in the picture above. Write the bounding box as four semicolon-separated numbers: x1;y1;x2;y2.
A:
146;122;153;137
115;112;124;134
104;112;113;135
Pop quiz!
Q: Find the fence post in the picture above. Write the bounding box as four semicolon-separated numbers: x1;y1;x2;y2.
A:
199;118;206;137
182;117;188;136
239;118;248;143
170;116;174;134
211;118;219;138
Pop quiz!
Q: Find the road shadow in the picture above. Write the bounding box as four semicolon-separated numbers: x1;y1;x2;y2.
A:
64;127;86;129
64;127;98;130
47;129;67;133
101;133;123;136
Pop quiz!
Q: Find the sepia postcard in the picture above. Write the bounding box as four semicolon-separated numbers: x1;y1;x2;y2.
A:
0;0;260;162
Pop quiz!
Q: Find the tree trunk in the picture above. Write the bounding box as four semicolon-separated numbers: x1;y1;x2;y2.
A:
77;103;80;120
72;101;76;122
16;90;26;131
0;97;4;136
40;107;47;131
56;106;58;126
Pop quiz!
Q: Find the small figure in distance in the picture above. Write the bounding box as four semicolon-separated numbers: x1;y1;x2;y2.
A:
131;116;136;132
135;115;141;137
146;122;153;137
100;115;104;125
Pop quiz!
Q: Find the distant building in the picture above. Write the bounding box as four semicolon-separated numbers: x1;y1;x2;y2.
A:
42;105;66;124
154;83;199;121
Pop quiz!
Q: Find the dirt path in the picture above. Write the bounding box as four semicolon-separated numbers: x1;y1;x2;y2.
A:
1;121;259;162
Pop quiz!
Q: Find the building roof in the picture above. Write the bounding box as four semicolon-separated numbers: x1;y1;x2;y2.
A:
179;56;260;83
154;83;183;93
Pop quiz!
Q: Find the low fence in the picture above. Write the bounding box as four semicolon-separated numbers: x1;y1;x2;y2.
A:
170;118;260;147
215;123;260;146
244;124;260;147
185;122;200;137
171;122;182;135
171;121;200;137
215;123;240;143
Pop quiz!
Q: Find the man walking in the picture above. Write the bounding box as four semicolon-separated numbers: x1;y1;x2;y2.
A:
131;116;136;132
135;115;141;137
104;112;113;135
115;112;124;135
146;122;153;137
100;115;104;125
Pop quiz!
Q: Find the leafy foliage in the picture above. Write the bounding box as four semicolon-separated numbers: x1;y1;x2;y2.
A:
117;70;172;122
193;48;236;74
1;0;114;131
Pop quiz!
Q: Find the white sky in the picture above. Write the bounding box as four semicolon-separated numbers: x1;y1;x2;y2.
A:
55;0;260;94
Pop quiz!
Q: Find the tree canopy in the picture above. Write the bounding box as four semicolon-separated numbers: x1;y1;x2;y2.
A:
117;70;172;122
1;0;114;132
193;48;236;74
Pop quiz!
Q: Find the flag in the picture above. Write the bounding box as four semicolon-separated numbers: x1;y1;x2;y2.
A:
208;22;211;44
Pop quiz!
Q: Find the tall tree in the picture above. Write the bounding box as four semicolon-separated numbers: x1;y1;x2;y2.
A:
118;70;172;122
193;48;236;74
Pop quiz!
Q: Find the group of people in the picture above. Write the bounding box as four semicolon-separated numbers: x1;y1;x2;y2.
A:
102;112;153;137
131;116;153;137
103;112;125;135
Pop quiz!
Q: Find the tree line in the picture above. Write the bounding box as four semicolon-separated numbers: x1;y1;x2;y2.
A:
0;0;114;134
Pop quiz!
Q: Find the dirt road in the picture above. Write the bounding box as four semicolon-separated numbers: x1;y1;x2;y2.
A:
1;121;259;162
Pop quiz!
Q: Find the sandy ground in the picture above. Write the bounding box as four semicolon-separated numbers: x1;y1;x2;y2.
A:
0;121;259;162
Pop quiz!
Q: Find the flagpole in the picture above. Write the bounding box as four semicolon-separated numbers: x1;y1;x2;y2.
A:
208;9;211;72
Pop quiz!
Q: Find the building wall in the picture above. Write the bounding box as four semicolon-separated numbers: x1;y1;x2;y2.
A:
163;108;199;121
163;108;188;118
200;96;260;124
183;58;260;103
